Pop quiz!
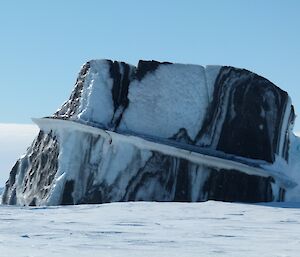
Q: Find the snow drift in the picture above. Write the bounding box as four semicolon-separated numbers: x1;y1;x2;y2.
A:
2;60;300;206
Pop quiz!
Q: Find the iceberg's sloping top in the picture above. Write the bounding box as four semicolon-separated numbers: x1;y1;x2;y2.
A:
2;60;299;206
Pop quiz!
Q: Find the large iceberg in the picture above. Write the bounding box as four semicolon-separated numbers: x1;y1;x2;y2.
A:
2;60;300;206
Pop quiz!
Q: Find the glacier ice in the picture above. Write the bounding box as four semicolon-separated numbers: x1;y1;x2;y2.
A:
2;60;299;206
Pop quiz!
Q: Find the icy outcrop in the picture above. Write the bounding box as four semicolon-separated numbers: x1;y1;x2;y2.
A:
2;60;299;206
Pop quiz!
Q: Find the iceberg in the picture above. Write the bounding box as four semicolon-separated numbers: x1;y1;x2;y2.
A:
2;60;299;206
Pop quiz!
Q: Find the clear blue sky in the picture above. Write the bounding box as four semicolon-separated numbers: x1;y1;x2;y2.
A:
1;0;300;129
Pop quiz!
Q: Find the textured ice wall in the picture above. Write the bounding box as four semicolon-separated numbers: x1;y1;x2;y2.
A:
2;60;297;206
54;60;293;163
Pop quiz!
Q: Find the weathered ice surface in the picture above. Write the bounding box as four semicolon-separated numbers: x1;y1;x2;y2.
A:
2;60;298;206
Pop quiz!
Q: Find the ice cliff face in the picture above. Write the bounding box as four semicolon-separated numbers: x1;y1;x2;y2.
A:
2;60;298;206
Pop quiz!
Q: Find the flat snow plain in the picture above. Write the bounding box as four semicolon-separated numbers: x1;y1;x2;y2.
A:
1;201;300;257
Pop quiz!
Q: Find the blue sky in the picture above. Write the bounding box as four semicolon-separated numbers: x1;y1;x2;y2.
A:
0;0;300;128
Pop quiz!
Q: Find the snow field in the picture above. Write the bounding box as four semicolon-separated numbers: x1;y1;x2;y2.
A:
1;201;300;257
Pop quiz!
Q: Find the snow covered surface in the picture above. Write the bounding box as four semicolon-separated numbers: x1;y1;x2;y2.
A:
1;201;300;257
